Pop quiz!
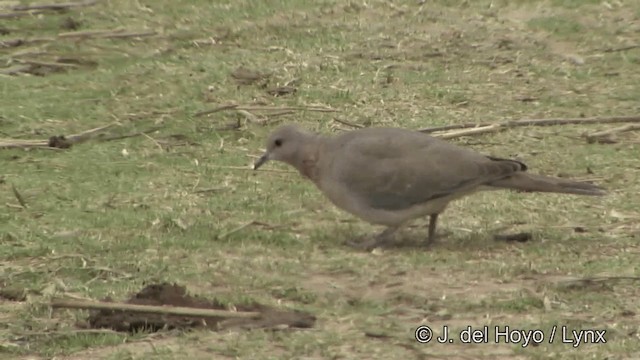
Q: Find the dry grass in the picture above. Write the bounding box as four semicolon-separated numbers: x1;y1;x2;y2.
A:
1;0;639;359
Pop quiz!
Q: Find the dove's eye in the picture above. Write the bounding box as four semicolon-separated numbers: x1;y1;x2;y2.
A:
274;139;283;147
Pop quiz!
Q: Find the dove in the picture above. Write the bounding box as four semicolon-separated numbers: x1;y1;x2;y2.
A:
254;124;606;249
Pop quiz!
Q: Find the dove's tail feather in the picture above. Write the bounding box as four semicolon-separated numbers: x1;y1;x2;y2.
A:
489;173;607;196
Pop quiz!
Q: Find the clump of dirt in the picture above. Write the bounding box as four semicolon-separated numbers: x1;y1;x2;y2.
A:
85;283;315;333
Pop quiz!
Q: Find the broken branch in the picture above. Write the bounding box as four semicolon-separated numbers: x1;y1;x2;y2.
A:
554;276;640;289
194;104;338;117
58;29;157;39
51;298;260;319
418;115;640;133
15;59;80;69
333;117;365;128
11;184;28;209
0;122;118;149
12;0;100;11
0;11;46;19
584;124;640;144
601;44;640;53
434;123;504;139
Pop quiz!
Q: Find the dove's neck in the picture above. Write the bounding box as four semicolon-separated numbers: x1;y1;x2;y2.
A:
291;134;324;183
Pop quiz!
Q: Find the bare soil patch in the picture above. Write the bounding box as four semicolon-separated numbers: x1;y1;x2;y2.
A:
83;282;315;332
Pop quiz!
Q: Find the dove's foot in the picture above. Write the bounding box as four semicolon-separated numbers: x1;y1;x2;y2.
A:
345;227;398;251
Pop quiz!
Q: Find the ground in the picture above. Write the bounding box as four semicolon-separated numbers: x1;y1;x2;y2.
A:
1;0;639;359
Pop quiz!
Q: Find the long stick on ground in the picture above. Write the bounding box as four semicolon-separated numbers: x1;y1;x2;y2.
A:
0;122;142;150
51;298;261;319
194;104;338;117
584;124;640;143
434;124;504;139
12;0;100;11
418;115;640;133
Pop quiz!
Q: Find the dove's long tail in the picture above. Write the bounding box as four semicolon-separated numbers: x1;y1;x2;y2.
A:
488;173;606;196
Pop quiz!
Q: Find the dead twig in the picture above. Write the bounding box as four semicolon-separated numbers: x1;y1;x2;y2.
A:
194;104;338;117
584;124;640;144
192;187;226;194
333;117;365;128
418;115;640;133
0;10;46;19
0;65;32;76
12;0;100;11
215;165;295;174
554;276;640;289
50;298;261;319
58;29;157;39
217;221;257;240
434;124;504;139
17;329;121;337
0;0;99;19
99;125;164;142
15;59;79;69
1;30;155;50
0;37;53;48
263;110;296;118
194;104;239;116
65;123;118;143
0;122;118;149
140;132;164;151
237;110;260;124
240;105;338;113
11;184;28;209
601;44;640;53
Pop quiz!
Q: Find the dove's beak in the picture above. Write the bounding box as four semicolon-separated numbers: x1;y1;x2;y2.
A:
253;152;270;170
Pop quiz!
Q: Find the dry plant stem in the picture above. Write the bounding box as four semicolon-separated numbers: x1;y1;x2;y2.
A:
557;276;640;285
218;221;257;240
15;59;80;68
0;0;99;19
0;11;46;19
66;122;118;143
194;104;338;117
214;165;295;173
19;329;120;337
237;110;260;123
100;125;164;142
194;104;239;116
418;115;640;133
12;0;100;11
434;124;504;139
0;122;118;149
0;37;53;47
50;298;261;319
602;45;640;53
0;65;32;75
239;105;338;112
1;30;155;50
11;184;28;209
58;29;157;39
585;124;640;143
333;117;365;128
265;110;296;117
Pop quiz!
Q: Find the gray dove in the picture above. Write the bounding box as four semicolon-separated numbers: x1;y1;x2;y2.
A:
254;124;606;249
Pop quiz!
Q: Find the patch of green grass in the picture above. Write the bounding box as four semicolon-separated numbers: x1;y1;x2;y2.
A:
550;0;602;9
528;16;584;36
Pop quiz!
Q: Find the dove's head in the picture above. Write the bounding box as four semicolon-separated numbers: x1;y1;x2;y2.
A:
254;124;314;170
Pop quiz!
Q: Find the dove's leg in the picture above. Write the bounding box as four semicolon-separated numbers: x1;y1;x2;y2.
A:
346;226;399;251
426;213;439;246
